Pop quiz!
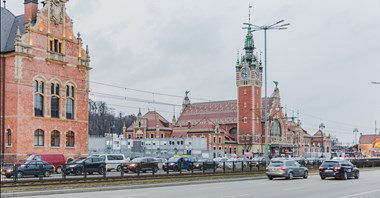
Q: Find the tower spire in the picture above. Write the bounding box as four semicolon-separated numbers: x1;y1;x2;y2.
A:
242;4;255;68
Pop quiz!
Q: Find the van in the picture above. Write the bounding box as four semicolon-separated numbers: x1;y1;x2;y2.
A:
25;154;65;173
97;154;129;172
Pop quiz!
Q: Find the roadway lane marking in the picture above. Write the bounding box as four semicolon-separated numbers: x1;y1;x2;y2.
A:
336;189;380;198
220;194;251;198
110;193;148;198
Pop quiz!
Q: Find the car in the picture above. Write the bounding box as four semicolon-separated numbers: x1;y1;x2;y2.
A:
162;156;193;171
193;159;217;170
64;156;105;175
25;153;65;173
249;157;266;167
213;157;229;168
1;163;13;175
96;154;129;172
319;159;359;180
265;159;308;180
4;160;54;178
123;157;159;173
224;158;245;169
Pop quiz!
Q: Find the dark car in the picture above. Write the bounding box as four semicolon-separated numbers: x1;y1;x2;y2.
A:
319;159;359;180
123;157;159;173
249;157;266;167
162;156;193;171
193;159;217;170
64;157;105;175
266;159;308;180
4;160;53;178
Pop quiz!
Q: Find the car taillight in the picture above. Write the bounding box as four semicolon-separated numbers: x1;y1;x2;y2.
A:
319;166;324;170
280;167;287;170
334;167;341;171
265;167;269;171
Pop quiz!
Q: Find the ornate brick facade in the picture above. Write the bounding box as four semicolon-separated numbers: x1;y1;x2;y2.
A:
1;0;91;162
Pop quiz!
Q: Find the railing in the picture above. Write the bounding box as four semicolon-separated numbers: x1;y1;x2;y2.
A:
1;159;379;183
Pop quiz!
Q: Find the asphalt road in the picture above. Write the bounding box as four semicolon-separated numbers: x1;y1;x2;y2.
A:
11;169;380;198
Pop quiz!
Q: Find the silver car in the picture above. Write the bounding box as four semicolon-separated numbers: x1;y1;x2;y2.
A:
266;159;308;180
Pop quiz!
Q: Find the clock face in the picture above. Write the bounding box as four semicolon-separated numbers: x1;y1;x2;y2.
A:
241;70;249;80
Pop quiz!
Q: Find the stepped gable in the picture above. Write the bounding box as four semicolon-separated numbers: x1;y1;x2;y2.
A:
359;134;379;144
176;100;238;126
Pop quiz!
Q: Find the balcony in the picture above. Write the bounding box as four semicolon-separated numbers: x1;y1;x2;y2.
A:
46;51;66;65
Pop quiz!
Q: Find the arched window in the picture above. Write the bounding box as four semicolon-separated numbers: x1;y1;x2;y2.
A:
7;129;11;146
66;131;75;147
270;119;282;137
66;85;75;120
34;129;44;146
51;130;60;147
34;80;44;117
51;83;60;118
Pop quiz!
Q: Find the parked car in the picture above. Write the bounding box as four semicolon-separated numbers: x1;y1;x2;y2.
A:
97;154;129;172
265;159;308;180
154;157;167;168
25;153;65;173
123;157;159;173
249;157;266;167
213;157;229;168
224;158;245;169
64;156;105;175
1;163;13;175
4;160;54;178
193;159;217;170
162;156;193;171
319;159;359;180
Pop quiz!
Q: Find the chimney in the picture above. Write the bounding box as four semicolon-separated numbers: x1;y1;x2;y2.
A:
24;0;38;24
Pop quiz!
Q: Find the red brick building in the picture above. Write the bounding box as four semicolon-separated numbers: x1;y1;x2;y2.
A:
0;0;91;163
124;16;307;158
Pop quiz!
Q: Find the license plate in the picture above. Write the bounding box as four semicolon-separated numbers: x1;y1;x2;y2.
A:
325;170;333;172
347;169;351;172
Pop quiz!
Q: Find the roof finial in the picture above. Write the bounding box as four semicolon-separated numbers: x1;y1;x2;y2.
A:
236;49;240;64
3;0;6;8
248;3;252;25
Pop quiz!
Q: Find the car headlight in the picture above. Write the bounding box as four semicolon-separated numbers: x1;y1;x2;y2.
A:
170;163;175;166
129;164;136;167
69;165;76;168
6;169;12;173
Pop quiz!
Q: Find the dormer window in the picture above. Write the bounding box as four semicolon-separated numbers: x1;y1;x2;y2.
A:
50;39;62;53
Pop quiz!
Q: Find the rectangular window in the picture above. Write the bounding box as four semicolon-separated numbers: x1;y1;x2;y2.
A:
150;134;154;138
51;96;59;118
66;99;74;119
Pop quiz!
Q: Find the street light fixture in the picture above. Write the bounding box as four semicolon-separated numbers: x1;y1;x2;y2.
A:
243;20;290;166
371;82;380;85
353;128;359;145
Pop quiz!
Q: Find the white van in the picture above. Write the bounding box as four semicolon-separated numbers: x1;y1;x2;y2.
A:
97;154;129;172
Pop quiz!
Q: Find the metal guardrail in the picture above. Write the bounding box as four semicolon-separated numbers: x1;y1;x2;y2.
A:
2;159;379;185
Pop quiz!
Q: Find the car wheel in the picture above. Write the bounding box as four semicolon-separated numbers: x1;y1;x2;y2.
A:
74;168;82;175
287;172;294;180
116;165;122;172
98;167;105;175
342;172;348;180
303;171;308;179
88;172;93;175
43;170;51;177
17;171;23;178
153;167;158;173
320;176;325;180
268;176;273;180
5;175;11;178
54;166;61;174
355;171;359;179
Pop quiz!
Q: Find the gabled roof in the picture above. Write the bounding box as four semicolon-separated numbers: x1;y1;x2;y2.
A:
176;100;238;125
1;7;25;53
359;134;379;144
312;130;324;137
126;111;172;132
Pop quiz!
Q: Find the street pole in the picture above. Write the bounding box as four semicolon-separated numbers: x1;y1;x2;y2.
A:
353;128;359;145
248;21;289;166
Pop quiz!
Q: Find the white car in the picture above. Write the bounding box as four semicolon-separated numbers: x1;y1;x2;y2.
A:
97;154;129;172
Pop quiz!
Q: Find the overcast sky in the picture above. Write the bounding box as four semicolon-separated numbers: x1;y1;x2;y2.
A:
6;0;380;144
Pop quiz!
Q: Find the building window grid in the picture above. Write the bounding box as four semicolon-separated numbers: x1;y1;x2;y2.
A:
51;130;60;147
34;129;44;146
34;80;44;117
66;85;75;120
66;131;75;147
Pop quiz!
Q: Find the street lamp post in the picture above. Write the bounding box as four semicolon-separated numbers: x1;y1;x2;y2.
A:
353;128;359;146
245;20;290;166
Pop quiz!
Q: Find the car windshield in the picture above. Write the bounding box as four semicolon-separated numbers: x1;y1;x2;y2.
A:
74;159;86;164
269;161;284;167
168;157;181;162
131;158;143;163
322;161;339;167
197;159;207;162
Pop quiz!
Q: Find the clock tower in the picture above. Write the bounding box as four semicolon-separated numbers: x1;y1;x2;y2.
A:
236;10;263;155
